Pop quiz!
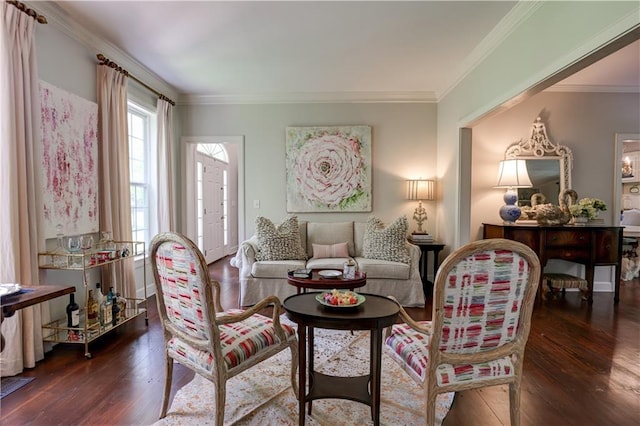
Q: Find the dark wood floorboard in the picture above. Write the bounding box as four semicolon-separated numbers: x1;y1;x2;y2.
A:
1;256;638;425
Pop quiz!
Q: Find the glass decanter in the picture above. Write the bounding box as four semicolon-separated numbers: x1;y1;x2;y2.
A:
67;235;82;267
52;224;69;268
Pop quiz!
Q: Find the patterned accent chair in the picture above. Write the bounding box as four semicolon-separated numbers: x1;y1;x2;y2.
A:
150;232;298;426
384;238;541;426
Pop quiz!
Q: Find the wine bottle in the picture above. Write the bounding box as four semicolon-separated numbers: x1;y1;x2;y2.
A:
66;293;80;328
87;290;98;326
116;293;127;321
112;295;120;326
94;283;104;327
101;298;112;327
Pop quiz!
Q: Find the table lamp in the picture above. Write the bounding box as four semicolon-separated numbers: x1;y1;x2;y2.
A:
406;179;435;234
494;159;532;224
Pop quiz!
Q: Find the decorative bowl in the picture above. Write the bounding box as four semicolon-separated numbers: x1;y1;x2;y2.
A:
316;291;365;308
318;270;342;279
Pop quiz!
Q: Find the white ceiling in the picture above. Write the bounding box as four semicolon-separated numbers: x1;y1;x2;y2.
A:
46;1;639;103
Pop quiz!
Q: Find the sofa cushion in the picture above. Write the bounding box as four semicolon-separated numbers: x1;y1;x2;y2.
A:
306;222;354;257
252;260;306;278
307;257;351;270
354;222;366;257
255;216;308;261
355;257;411;280
363;216;410;264
312;242;349;259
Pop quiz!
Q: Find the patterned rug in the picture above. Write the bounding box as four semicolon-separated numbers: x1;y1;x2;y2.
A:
155;317;455;426
0;377;35;399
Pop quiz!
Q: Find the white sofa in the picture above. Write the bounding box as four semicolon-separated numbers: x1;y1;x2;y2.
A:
231;221;425;307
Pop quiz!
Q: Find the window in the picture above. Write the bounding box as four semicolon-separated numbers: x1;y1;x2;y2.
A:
128;101;157;251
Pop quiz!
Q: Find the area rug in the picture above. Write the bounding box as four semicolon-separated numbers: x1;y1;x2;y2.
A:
155;317;455;425
0;377;35;399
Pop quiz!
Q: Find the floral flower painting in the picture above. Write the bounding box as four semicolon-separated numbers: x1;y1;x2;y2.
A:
286;126;372;212
40;81;98;238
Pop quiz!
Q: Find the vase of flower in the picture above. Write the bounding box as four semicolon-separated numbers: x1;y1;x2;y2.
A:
569;197;607;226
573;216;589;226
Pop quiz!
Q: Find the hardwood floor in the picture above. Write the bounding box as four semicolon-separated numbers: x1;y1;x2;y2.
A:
2;256;638;425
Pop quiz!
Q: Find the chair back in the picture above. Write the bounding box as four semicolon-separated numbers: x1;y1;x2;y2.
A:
430;239;540;359
150;232;220;345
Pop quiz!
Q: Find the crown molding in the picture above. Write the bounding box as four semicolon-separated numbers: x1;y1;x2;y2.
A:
27;1;178;100
545;84;640;93
178;91;438;106
437;1;543;100
459;11;640;127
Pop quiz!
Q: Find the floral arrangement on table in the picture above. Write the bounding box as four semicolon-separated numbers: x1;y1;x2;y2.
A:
569;198;607;219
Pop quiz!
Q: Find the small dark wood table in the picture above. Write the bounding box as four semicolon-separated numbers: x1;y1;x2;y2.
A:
287;269;366;294
283;292;399;426
409;240;445;297
1;284;75;351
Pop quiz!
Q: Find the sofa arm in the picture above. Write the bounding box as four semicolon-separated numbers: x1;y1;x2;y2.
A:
406;242;421;277
231;236;259;278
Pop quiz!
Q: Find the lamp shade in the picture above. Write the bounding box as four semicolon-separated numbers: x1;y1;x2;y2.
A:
407;179;435;201
495;159;532;188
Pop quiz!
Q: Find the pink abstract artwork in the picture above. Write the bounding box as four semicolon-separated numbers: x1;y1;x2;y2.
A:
40;81;98;238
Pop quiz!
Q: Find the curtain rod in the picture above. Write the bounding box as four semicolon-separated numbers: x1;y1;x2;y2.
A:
96;53;176;106
8;0;47;23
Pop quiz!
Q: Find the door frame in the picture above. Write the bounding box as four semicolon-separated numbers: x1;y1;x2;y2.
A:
614;133;640;224
181;136;245;251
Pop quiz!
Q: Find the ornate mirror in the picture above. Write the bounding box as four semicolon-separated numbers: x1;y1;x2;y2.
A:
505;117;572;207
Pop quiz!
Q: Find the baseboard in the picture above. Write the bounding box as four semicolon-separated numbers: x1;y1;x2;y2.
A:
593;281;614;292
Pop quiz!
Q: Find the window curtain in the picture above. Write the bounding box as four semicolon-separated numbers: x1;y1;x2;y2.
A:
156;98;174;232
96;65;136;299
0;1;49;376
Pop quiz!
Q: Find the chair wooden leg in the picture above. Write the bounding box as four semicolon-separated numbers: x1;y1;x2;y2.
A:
425;387;438;426
509;381;521;426
159;357;173;419
215;376;226;426
289;341;299;397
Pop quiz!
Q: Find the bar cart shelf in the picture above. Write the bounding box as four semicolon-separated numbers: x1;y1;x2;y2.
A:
38;240;147;358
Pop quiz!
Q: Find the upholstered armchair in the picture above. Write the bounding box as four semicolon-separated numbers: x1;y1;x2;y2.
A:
384;238;541;425
150;232;298;426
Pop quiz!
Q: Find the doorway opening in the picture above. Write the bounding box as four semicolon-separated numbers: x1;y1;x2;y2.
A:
196;143;228;263
182;136;245;264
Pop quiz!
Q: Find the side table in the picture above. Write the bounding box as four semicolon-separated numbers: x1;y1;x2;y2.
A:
283;292;399;426
409;240;445;297
1;285;75;352
287;269;366;294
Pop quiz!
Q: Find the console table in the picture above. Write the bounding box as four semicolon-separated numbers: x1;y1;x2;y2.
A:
1;285;75;351
483;223;623;304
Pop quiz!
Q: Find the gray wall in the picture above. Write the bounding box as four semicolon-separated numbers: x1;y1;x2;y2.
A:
470;91;640;291
436;1;639;250
36;18;96;103
471;91;640;239
178;103;438;237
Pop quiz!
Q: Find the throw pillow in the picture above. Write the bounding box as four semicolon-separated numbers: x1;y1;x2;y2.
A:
312;242;349;259
363;216;410;264
255;216;307;261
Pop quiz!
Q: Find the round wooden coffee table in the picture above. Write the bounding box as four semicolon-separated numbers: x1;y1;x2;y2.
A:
287;269;366;294
283;292;399;426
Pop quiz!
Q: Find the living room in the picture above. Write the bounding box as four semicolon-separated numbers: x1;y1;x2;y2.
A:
2;1;639;425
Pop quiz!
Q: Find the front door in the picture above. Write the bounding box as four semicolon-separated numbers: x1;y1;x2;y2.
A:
197;152;226;263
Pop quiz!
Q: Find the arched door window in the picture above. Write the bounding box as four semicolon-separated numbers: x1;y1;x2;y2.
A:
197;143;229;163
